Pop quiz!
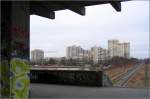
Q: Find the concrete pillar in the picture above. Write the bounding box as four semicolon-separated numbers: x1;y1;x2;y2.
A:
1;1;30;98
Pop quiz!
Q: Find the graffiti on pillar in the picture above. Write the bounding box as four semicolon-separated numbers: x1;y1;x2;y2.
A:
0;60;10;96
1;24;30;98
10;26;30;98
1;59;30;98
1;24;29;59
10;58;30;99
10;25;29;59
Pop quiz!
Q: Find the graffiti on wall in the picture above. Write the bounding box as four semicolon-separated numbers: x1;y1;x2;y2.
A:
10;58;30;98
10;25;29;59
1;23;30;98
30;70;103;86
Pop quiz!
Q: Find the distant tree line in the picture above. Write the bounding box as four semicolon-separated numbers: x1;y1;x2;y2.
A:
143;58;150;64
102;56;139;66
58;58;93;66
30;56;141;67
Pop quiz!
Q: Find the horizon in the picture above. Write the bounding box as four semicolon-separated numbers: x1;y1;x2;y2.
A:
31;39;133;59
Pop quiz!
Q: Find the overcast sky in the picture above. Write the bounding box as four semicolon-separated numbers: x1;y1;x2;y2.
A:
30;1;149;59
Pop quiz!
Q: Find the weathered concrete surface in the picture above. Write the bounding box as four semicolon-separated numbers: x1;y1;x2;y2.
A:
30;70;104;86
30;83;150;99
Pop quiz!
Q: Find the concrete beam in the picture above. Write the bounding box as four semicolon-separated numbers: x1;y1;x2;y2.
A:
39;1;86;16
30;6;55;19
69;6;85;16
110;1;121;12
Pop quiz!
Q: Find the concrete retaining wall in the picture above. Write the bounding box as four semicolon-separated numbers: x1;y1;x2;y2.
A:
30;70;103;86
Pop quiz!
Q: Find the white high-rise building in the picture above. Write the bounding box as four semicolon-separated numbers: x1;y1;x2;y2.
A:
90;46;99;63
83;50;91;60
66;39;130;64
66;45;84;59
124;42;130;58
31;49;44;62
108;39;119;58
91;46;109;63
108;40;130;58
117;43;125;57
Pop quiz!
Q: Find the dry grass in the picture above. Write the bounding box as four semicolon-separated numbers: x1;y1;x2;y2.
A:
105;64;133;81
104;63;150;88
127;63;150;88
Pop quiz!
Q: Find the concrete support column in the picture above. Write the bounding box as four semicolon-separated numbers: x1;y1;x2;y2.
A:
1;1;30;98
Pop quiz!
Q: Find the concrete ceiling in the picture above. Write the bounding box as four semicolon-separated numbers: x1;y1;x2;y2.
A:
30;0;130;19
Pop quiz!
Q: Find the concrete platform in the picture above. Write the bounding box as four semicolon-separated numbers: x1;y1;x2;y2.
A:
30;83;150;99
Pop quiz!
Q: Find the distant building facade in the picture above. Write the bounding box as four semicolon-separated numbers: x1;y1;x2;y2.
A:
108;40;130;58
66;45;91;60
123;42;130;58
66;45;84;59
91;46;109;63
66;39;130;64
83;50;91;60
31;49;44;63
108;39;119;58
66;45;109;64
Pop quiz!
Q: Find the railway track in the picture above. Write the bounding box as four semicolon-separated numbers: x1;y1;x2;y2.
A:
115;63;143;87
